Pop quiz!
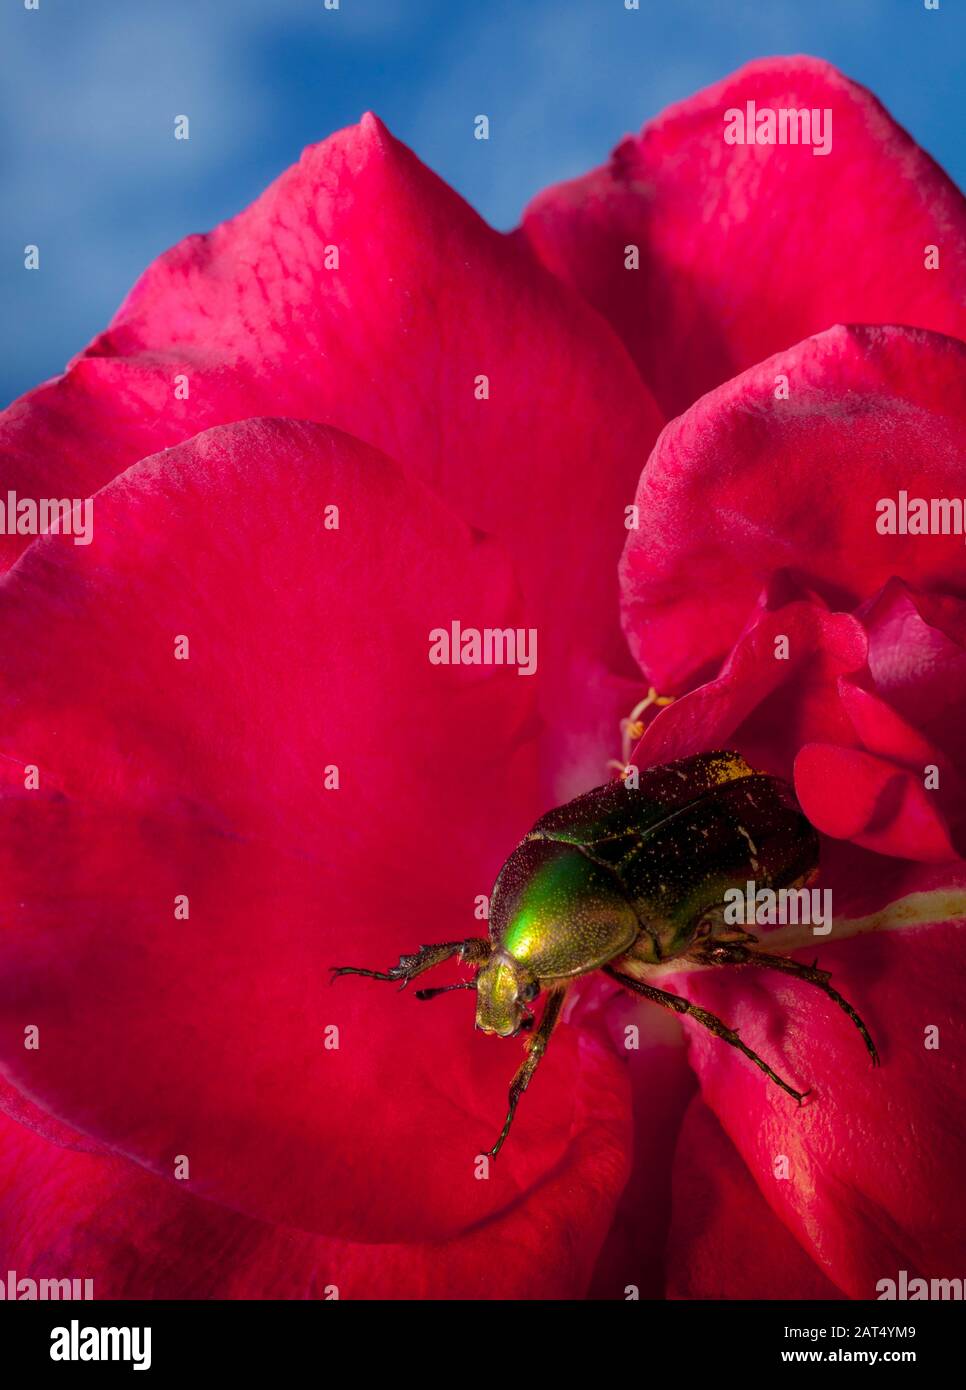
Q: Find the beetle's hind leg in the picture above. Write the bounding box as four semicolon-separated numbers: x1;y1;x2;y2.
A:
331;937;490;991
603;966;809;1103
690;941;878;1066
487;986;568;1159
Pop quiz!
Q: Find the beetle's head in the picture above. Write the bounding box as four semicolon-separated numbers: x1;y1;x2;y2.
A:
475;951;539;1037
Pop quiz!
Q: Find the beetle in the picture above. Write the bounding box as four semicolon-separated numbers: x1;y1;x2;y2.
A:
332;750;878;1158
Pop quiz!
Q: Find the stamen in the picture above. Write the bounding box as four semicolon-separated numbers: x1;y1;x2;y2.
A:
613;686;676;771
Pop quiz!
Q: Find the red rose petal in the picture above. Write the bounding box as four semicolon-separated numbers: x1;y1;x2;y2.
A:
837;679;940;770
795;743;958;863
0;419;630;1242
629;598;866;781
837;679;966;843
0;116;661;784
665;912;966;1298
580;995;698;1300
862;580;966;772
0;1040;629;1300
522;56;966;415
620;324;966;691
666;1098;844;1301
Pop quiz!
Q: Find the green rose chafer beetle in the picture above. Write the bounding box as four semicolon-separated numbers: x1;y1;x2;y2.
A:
333;750;878;1157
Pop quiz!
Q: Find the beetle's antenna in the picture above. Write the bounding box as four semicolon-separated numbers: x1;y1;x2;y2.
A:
414;981;477;1001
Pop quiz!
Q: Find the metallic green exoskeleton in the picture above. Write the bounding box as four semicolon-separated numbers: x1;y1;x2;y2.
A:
333;751;878;1157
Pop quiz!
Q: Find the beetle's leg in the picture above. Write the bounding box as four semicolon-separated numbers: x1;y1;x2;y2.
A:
603;966;808;1103
693;905;759;947
689;942;879;1066
331;937;490;990
487;986;568;1159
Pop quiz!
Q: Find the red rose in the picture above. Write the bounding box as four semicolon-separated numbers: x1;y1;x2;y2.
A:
0;57;963;1299
618;324;966;1299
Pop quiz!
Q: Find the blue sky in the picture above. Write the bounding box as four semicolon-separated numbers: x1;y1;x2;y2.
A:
1;0;963;408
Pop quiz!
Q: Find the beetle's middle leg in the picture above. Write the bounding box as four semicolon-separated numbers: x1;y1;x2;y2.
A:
331;937;491;990
603;966;808;1103
487;985;568;1159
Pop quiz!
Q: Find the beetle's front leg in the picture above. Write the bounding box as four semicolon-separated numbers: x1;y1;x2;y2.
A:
331;937;491;991
487;985;568;1159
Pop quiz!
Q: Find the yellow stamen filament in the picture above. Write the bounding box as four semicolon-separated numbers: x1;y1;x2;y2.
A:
613;687;676;772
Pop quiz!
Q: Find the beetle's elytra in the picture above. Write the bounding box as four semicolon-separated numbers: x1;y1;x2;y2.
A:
333;750;878;1157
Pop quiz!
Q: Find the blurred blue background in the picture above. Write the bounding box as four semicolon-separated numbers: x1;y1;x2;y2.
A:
1;0;963;408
